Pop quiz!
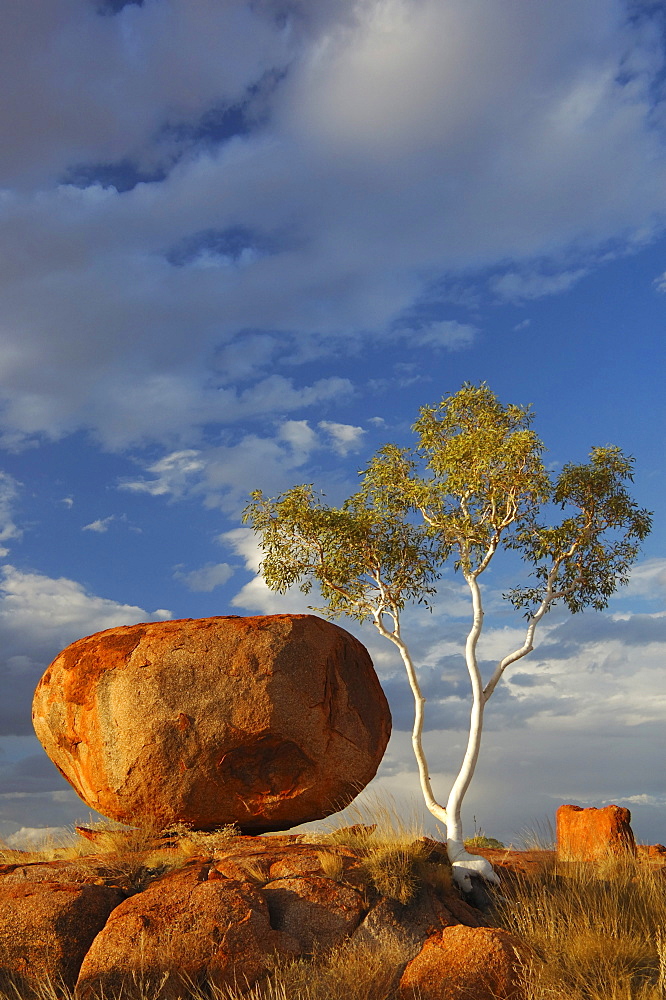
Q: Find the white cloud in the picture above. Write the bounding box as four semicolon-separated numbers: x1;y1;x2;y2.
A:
0;565;171;644
279;420;318;462
0;1;664;447
318;421;365;456
0;472;21;556
220;526;318;615
399;321;478;351
609;794;666;807
623;557;666;597
0;564;172;737
173;561;235;593
492;267;588;302
221;527;262;572
120;411;365;513
654;271;666;293
121;450;206;498
5;825;76;850
82;514;116;533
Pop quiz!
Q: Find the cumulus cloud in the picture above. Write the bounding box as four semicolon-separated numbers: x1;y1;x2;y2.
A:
0;1;664;447
173;561;235;592
221;526;316;615
122;450;206;499
317;421;365;456
624;557;666;598
120;413;367;513
5;826;76;850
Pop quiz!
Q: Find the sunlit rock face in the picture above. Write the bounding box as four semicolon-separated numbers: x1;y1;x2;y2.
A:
556;803;637;862
32;614;391;832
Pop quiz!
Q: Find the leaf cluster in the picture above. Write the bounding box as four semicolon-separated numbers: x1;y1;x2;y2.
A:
244;383;652;626
508;445;652;614
243;483;439;624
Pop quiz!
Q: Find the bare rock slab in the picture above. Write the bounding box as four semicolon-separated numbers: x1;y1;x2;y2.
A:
0;882;125;993
398;925;533;1000
264;875;366;953
32;614;391;832
556;803;636;862
75;864;301;1000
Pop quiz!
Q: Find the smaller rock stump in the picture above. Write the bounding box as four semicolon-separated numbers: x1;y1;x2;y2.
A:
556;803;637;862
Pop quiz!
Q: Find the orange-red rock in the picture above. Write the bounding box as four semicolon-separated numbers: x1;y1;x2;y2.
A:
263;875;366;953
556;804;637;862
398;925;533;1000
32;614;391;832
0;882;124;992
75;864;301;1000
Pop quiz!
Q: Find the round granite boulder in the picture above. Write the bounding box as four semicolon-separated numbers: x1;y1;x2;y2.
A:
32;615;391;833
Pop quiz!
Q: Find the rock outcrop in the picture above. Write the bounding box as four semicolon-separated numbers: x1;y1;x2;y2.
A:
76;862;301;1000
0;881;125;992
556;803;637;862
0;834;522;999
32;615;391;832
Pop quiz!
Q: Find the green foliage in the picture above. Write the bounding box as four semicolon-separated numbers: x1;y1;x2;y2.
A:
244;381;651;838
245;482;439;625
464;834;506;850
244;382;651;625
508;445;653;615
411;383;551;576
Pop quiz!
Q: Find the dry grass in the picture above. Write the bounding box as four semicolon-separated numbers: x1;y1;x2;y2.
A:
315;851;345;882
494;852;666;1000
0;819;236;894
161;822;239;858
7;806;666;1000
303;800;452;904
216;934;412;1000
0;933;412;1000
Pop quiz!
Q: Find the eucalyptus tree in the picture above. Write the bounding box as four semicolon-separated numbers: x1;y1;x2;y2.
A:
244;383;651;889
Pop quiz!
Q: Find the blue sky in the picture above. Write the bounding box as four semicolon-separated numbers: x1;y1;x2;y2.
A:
0;0;664;847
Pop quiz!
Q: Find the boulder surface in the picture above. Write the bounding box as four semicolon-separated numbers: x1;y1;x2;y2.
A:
398;924;533;1000
556;803;636;862
76;863;301;1000
0;882;125;993
32;615;391;832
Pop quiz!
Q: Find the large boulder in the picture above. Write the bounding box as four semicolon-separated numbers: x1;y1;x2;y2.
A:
32;615;391;833
556;804;636;862
263;875;366;953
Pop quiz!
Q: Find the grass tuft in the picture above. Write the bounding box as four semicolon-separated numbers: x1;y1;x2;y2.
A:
303;799;452;905
464;834;506;850
495;852;666;999
162;823;239;857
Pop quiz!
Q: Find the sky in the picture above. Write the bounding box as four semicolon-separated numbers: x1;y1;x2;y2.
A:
0;0;665;849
